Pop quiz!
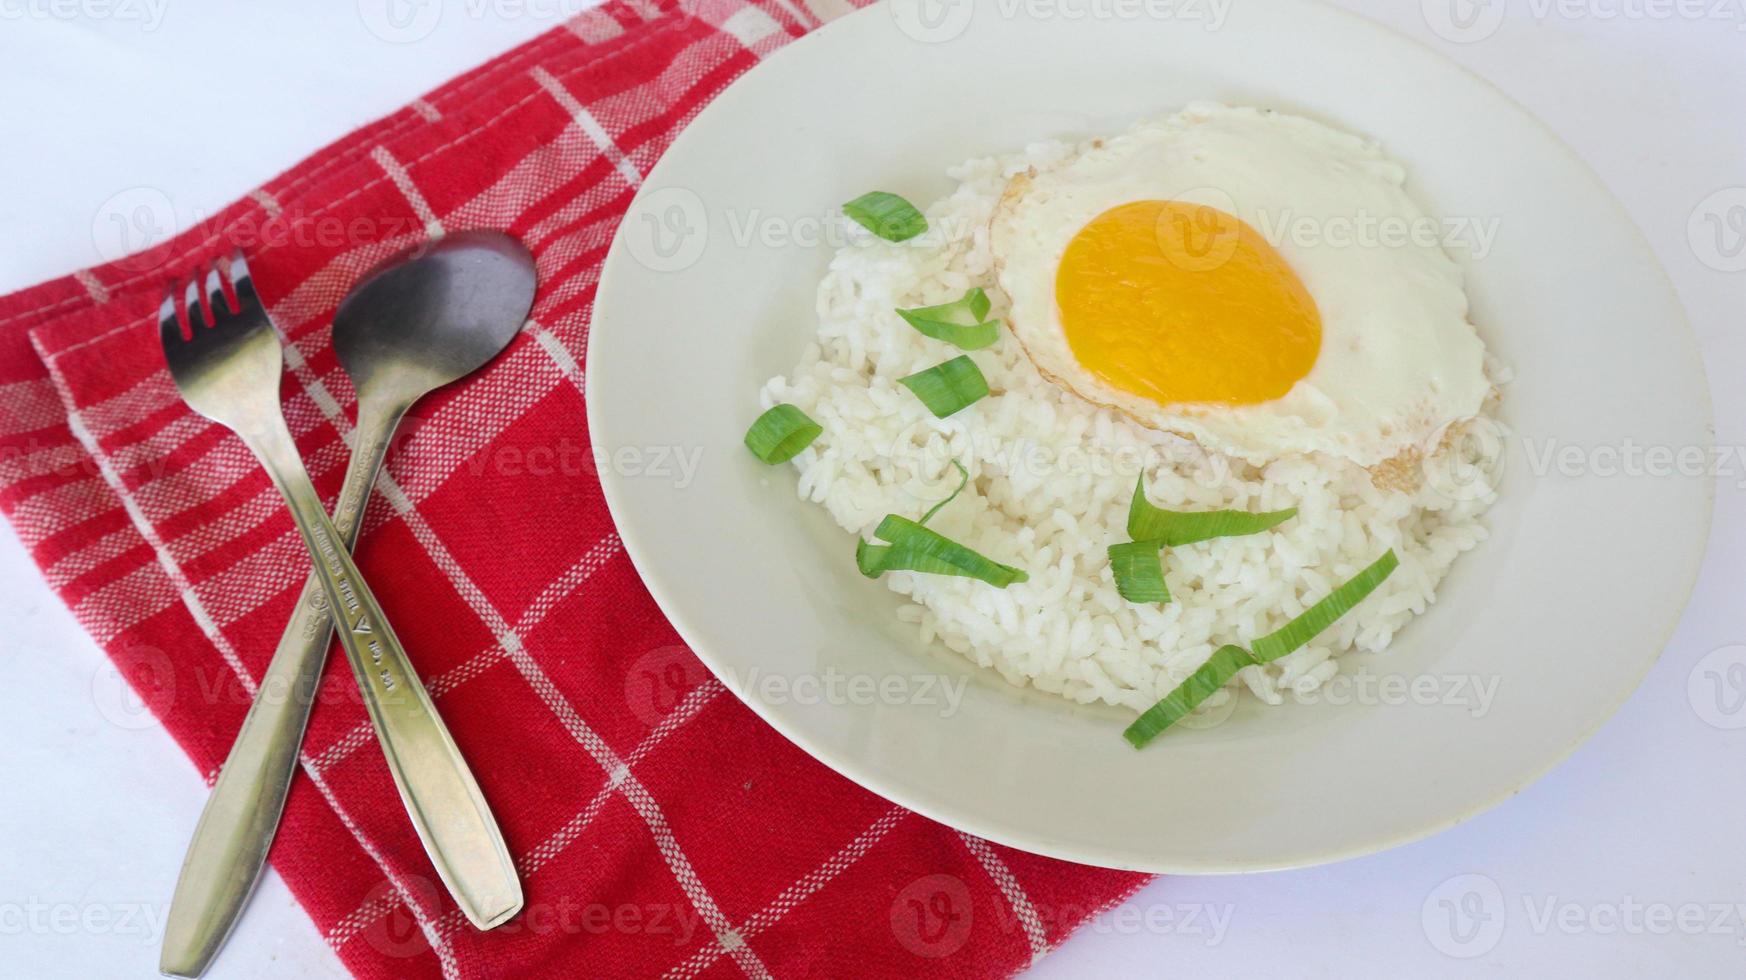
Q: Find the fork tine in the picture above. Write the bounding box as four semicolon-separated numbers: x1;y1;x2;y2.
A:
184;278;208;332
158;291;183;346
228;252;259;312
205;266;228;319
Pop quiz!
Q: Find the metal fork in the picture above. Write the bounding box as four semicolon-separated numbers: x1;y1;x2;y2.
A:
156;255;522;964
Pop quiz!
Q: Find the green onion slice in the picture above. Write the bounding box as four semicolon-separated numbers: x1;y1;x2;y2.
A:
1123;549;1402;747
744;404;822;464
918;460;970;526
1123;645;1257;748
1127;475;1297;545
856;515;1028;587
843;191;928;243
1251;550;1400;663
899;356;989;418
896;288;1001;351
1108;540;1170;604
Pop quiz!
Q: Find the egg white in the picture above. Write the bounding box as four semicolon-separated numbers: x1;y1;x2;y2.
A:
991;103;1491;469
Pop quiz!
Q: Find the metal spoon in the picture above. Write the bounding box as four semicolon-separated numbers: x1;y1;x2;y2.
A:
161;233;537;978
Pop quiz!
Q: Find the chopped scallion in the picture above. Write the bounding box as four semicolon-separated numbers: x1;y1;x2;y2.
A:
843;191;928;243
1127;475;1297;545
918;460;970;526
899;356;989;418
856;515;1028;588
744;404;822;464
896;288;1001;351
1108;540;1170;604
1251;550;1400;663
1122;645;1257;747
1124;551;1402;747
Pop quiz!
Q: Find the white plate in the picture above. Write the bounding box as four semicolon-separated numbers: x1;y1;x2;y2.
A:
587;0;1712;872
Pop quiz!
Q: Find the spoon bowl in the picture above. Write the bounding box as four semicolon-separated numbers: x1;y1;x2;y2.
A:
333;231;538;407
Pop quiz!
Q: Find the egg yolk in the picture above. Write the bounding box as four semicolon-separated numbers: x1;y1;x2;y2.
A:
1054;200;1321;406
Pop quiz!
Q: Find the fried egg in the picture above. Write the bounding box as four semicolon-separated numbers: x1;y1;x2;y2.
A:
991;104;1490;469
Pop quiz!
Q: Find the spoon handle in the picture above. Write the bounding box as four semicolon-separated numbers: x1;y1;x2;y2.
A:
162;411;520;977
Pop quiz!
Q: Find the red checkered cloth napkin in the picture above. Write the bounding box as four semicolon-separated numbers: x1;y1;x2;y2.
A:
0;2;1151;977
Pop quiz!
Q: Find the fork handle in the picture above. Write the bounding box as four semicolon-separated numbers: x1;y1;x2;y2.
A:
161;407;403;978
252;416;522;930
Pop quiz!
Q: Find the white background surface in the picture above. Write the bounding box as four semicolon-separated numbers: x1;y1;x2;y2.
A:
0;2;1742;978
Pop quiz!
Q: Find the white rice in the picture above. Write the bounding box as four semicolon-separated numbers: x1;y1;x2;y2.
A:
758;136;1501;715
